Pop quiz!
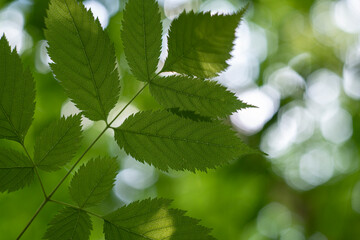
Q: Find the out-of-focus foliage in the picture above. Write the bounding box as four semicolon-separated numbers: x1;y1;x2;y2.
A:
0;0;359;239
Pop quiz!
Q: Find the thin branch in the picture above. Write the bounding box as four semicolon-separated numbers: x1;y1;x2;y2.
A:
20;142;47;198
49;199;104;219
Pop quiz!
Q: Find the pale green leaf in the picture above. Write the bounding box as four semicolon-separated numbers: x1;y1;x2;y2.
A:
122;0;162;82
162;9;246;78
45;0;120;122
0;35;35;143
34;115;82;172
103;198;215;240
150;76;253;117
115;110;256;172
43;207;92;240
69;157;119;208
0;148;34;193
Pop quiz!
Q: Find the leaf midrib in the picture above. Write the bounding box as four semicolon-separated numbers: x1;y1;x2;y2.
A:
119;129;239;149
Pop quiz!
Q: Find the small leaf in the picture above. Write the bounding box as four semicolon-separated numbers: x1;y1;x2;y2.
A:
103;198;215;240
115;110;256;172
34;115;82;172
150;76;253;117
122;0;162;82
0;148;34;193
163;9;246;78
69;157;119;208
43;207;92;240
45;0;120;122
0;35;35;143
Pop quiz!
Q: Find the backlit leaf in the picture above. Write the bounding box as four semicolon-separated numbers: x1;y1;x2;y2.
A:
150;76;253;117
69;157;119;208
163;9;246;78
0;35;35;143
103;198;215;240
115;110;256;172
0;148;34;193
122;0;162;82
34;115;82;172
45;0;120;122
43;207;92;240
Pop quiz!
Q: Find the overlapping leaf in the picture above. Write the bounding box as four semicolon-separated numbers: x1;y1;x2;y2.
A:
0;148;34;193
163;9;246;78
43;207;92;240
150;76;253;117
115;110;255;171
34;115;82;172
0;35;35;143
122;0;162;82
69;157;119;208
45;0;120;122
104;198;215;240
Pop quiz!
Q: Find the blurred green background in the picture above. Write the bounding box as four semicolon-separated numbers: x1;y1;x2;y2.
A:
1;0;360;239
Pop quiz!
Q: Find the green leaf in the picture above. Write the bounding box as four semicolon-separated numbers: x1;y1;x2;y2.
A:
34;115;82;172
69;157;119;208
0;35;35;143
115;110;255;172
167;108;212;122
0;148;34;193
103;198;215;240
162;9;246;78
45;0;120;122
122;0;162;82
43;207;92;240
150;76;253;117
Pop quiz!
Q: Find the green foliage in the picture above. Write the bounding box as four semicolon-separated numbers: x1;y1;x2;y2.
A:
115;110;254;172
122;0;162;82
34;115;82;171
44;0;120;122
0;148;34;193
69;157;119;208
150;76;253;117
43;207;92;240
103;198;215;240
163;9;246;78
0;35;35;143
0;0;255;239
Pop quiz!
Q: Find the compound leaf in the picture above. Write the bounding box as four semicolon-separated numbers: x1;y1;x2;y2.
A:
34;115;82;172
162;9;246;78
0;148;34;193
150;76;253;118
103;198;215;240
69;157;119;208
43;207;92;240
45;0;120;122
122;0;162;82
0;35;35;143
115;110;256;172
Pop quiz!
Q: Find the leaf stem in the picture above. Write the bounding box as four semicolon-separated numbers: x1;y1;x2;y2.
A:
16;199;47;240
49;199;104;219
20;142;47;198
16;82;149;239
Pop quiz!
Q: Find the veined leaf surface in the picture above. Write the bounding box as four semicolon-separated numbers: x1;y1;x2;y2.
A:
115;110;255;172
150;76;253;117
69;157;119;208
0;35;35;143
163;9;246;78
103;198;215;240
43;207;92;240
34;115;82;172
0;148;34;193
45;0;120;122
122;0;162;82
